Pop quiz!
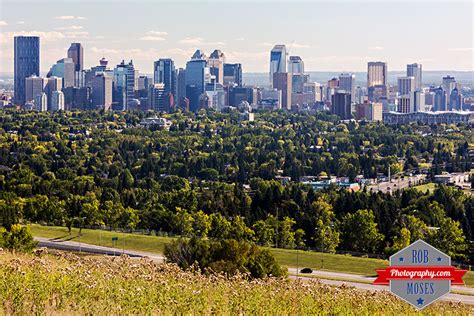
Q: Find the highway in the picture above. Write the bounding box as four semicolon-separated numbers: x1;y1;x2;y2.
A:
368;175;426;194
35;237;165;262
36;237;474;305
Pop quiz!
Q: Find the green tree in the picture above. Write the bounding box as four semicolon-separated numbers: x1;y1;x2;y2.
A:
310;198;340;253
340;209;384;253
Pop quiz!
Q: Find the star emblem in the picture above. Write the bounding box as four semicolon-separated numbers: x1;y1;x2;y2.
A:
399;257;404;262
417;297;424;305
437;257;442;262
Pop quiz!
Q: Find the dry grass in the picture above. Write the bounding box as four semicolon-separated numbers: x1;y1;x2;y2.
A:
0;250;472;315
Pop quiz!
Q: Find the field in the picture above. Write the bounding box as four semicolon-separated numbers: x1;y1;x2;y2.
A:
30;224;474;286
1;251;472;315
413;183;438;193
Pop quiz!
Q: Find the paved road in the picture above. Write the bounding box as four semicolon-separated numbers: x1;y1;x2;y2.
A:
35;237;164;262
36;238;473;305
288;268;474;305
369;175;425;194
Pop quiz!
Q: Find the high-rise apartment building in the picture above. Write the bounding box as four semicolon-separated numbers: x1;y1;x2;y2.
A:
269;45;287;87
149;83;167;112
14;36;40;105
442;76;456;106
208;50;225;84
154;58;177;101
397;95;412;113
433;87;447;112
397;76;415;96
407;63;422;90
273;72;292;110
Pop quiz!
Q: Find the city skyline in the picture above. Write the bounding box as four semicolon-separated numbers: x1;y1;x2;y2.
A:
1;0;473;74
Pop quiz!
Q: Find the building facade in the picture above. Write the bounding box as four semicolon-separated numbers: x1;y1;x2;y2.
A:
14;36;40;105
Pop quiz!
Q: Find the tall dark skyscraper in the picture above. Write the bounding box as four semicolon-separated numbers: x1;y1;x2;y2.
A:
67;43;84;72
223;63;242;86
14;36;40;105
331;92;352;119
154;58;177;101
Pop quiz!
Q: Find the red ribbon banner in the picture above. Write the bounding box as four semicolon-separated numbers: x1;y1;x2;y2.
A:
373;266;467;285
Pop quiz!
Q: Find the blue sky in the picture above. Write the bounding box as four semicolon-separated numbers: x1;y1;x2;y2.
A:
0;0;472;74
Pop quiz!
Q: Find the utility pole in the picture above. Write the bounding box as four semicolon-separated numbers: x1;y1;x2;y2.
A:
388;164;391;182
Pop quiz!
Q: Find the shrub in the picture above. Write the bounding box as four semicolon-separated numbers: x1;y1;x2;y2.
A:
165;238;286;278
0;224;38;252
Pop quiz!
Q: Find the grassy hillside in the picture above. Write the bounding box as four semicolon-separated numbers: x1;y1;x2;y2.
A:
1;251;472;315
30;224;474;286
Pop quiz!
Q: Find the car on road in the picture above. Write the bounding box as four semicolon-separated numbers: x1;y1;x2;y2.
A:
300;268;313;274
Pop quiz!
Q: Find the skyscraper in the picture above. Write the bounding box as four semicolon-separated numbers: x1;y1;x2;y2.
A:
449;87;463;111
149;83;167;112
154;59;177;101
14;36;40;105
407;63;422;90
411;90;426;112
288;56;304;74
338;73;356;98
433;87;447;112
49;58;75;88
367;61;387;87
113;60;136;110
186;51;210;110
442;76;456;106
269;45;287;87
91;73;112;110
177;68;186;104
223;63;242;87
208;50;225;84
397;76;415;96
67;43;84;72
397;95;412;113
273;72;292;110
331;92;352;119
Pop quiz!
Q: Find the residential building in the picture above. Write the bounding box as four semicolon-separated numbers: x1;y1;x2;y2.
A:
35;93;47;112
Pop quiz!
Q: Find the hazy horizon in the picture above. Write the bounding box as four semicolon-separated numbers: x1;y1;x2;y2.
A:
1;0;473;74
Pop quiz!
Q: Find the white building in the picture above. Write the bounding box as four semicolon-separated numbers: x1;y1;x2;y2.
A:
407;63;422;90
35;92;47;112
50;90;64;111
